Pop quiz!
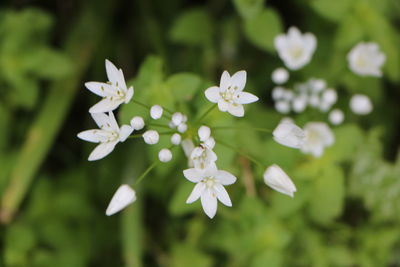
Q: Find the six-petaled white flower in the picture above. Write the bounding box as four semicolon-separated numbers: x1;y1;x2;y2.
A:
205;70;258;117
184;164;237;219
301;122;334;157
85;59;134;113
347;42;385;77
274;26;317;70
77;112;133;161
264;164;296;197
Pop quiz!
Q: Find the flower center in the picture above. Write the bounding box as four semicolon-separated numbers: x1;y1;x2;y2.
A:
220;85;239;103
289;46;303;59
202;176;216;188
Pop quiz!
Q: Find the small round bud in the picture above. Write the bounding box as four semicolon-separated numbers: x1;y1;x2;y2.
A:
177;123;187;133
143;130;159;144
171;112;183;126
158;148;172;162
150;105;163;120
130;116;145;130
322;89;338;105
310;79;326;93
308;94;320;108
171;133;181;145
275;101;290;114
350;94;373;115
271;68;289;84
272;86;285;100
292;96;307;113
329;109;344;125
198;126;211;142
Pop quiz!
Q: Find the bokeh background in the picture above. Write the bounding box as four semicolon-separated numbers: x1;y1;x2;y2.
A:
1;0;400;266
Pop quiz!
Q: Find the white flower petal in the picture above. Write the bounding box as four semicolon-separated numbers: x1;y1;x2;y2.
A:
89;98;123;113
263;164;296;197
219;71;231;91
85;82;114;97
214;183;232;207
91;113;110;129
107;111;120;132
88;141;118;161
183;168;204;183
186;183;205;204
117;69;127;90
106;184;136;216
205;86;221;103
216;170;237;185
105;59;120;85
201;189;218;219
273;120;305;149
125;87;134;103
230;70;247;91
218;99;229;112
77;129;104;143
227;104;244;117
119;125;133;142
237;92;259;104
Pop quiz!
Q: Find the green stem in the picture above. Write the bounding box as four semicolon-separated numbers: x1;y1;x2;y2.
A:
134;162;158;186
211;126;272;133
215;138;264;167
128;134;143;139
148;123;171;129
195;104;216;123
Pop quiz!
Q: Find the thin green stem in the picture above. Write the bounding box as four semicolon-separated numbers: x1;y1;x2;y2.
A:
195;104;216;123
128;134;144;139
134;162;158;186
215;138;264;167
148;123;171;129
211;126;272;133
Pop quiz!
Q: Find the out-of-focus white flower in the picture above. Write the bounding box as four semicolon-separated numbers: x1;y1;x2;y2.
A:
273;119;305;149
347;42;385;77
159;148;172;162
77;112;133;161
350;94;373;115
309;79;326;93
321;89;337;106
329;109;344;125
130;116;145;130
308;94;320;108
292;95;307;113
205;70;258;117
272;86;285;101
184;164;236;219
106;184;136;216
198;126;211;142
150;105;163;120
263;164;296;197
301;122;334;157
171;133;181;145
271;68;289;84
275;101;291;114
143;130;159;145
177;123;188;133
85;60;134;113
191;144;217;170
274;27;317;70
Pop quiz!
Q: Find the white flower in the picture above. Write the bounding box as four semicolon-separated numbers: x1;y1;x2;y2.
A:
205;70;258;117
198;126;211;142
350;94;373;115
263;164;296;197
77;112;133;161
159;149;173;162
143;130;159;145
271;68;289;84
130;116;145;130
171;133;181;145
184;165;237;218
301;122;334;157
273;120;305;149
329;109;344;125
347;42;385;77
85;59;134;113
150;105;163;120
106;184;136;216
274;27;317;70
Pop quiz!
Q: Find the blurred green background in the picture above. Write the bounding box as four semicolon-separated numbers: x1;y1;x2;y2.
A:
1;0;400;266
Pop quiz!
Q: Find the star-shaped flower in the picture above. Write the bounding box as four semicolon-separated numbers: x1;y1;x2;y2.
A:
184;164;236;218
205;70;258;117
77;112;133;161
347;42;385;77
85;59;134;113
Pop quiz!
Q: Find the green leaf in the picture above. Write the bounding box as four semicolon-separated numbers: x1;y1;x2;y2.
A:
164;73;202;103
233;0;265;19
310;0;354;22
169;8;213;46
243;8;282;52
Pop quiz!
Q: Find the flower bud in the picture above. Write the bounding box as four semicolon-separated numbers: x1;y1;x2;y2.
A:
263;165;296;197
143;130;159;144
150;105;163;119
322;88;337;105
273;120;305;149
275;101;290;114
130;116;145;130
350;94;373;115
177;123;187;133
329;109;344;125
198;126;211;142
271;68;289;84
158;148;173;162
171;133;181;145
171;112;183;126
106;184;136;216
